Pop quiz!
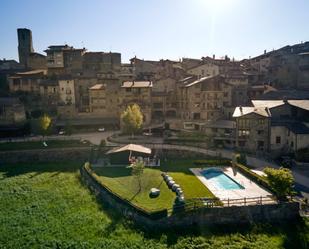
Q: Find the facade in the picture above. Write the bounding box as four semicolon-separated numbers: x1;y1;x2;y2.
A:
177;75;232;129
119;81;153;125
0;97;26;126
233;107;271;153
187;62;219;78
39;79;59;111
89;84;107;114
233;100;309;155
8;69;47;93
58;79;76;105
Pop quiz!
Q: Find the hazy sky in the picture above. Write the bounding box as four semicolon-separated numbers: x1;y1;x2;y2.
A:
1;0;308;63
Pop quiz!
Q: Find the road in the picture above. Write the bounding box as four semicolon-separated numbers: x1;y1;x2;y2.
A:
1;132;309;198
0;131;117;146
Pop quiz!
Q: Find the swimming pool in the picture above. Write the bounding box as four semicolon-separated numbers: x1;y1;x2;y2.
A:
201;168;244;190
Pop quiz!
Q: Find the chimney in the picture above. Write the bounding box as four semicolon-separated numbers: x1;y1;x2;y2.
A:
213;54;215;59
283;96;288;104
264;49;267;54
239;106;243;113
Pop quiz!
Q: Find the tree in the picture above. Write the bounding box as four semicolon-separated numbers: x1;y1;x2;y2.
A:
120;104;143;138
39;114;52;140
263;167;294;199
129;160;145;193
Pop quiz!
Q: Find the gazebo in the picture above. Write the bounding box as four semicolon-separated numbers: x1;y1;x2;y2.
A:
106;144;159;166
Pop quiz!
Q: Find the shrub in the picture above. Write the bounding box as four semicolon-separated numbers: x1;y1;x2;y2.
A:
263;167;294;200
233;163;272;193
236;153;247;165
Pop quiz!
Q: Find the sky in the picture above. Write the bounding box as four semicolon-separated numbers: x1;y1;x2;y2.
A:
0;0;309;63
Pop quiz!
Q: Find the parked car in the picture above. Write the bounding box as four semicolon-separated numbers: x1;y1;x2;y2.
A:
58;130;65;135
98;127;105;132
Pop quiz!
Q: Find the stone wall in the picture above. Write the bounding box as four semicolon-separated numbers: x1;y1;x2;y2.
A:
0;147;91;163
80;164;300;229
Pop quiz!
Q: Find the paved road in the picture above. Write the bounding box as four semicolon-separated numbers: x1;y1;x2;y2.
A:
0;131;116;145
2;132;309;198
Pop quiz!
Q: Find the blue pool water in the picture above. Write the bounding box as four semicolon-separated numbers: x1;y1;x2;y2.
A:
201;168;244;190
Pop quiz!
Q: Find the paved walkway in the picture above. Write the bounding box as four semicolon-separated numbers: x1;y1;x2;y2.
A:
191;167;274;205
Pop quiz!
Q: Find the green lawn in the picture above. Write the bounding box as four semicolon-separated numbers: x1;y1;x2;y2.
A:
161;159;215;199
93;159;215;212
0;162;308;248
94;167;175;211
0;139;91;151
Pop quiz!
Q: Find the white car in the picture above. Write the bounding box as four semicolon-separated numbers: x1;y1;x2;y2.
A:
58;130;65;135
98;127;105;132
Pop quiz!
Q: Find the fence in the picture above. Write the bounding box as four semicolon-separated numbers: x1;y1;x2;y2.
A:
169;195;277;215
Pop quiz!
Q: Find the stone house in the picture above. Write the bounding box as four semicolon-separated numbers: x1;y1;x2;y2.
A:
187;62;219;78
119;81;152;125
39;79;59;111
233;99;309;155
0;97;26;127
177;75;232;130
89;84;107;114
8;69;47;93
58;79;76;105
233;106;271;153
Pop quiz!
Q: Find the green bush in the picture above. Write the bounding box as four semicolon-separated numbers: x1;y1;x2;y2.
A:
233;163;273;193
264;167;294;200
236;153;247;165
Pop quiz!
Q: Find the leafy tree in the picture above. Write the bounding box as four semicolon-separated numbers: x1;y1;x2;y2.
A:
120;104;143;138
129;160;145;193
40;114;52;140
264;167;294;199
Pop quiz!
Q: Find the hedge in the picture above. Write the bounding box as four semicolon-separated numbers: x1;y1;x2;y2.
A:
233;162;274;194
82;163;168;220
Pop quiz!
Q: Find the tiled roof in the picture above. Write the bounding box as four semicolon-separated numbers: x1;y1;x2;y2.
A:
288;100;309;111
251;100;284;109
122;81;152;88
252;99;309;111
233;107;271;118
89;84;104;90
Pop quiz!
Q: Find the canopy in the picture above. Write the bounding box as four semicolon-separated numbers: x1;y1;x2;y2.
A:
106;144;151;155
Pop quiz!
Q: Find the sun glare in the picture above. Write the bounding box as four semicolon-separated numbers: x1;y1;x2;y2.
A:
198;0;236;12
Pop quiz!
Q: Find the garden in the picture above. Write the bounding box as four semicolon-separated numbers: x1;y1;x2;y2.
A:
0;162;308;248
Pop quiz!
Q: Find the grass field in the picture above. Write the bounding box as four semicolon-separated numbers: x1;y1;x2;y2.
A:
0;139;91;151
93;159;215;211
0;162;308;249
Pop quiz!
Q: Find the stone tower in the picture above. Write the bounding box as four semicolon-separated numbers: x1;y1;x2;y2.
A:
17;28;34;67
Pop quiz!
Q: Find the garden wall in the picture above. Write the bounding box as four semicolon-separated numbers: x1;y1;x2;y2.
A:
80;164;300;229
0;147;91;163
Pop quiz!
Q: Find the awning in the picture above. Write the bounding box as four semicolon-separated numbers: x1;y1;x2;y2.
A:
106;143;151;155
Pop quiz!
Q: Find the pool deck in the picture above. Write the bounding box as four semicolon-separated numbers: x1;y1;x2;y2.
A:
190;167;275;205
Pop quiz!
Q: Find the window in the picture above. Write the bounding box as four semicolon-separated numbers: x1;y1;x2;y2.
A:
276;136;281;144
126;88;131;92
238;129;250;137
258;141;264;148
257;130;264;135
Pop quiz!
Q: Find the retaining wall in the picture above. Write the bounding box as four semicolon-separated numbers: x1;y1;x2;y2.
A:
80;164;300;229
